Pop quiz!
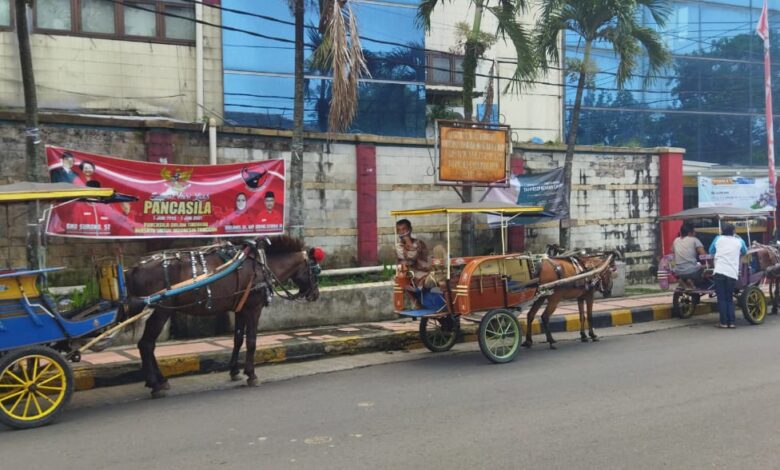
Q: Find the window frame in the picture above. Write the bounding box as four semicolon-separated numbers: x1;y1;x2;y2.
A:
426;52;465;87
0;0;14;31
32;0;195;46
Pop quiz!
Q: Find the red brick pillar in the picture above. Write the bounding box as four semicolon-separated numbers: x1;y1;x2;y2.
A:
145;130;173;163
508;152;525;252
356;144;377;266
658;149;684;255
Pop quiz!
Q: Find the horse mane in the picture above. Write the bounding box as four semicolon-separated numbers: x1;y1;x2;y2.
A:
263;235;305;255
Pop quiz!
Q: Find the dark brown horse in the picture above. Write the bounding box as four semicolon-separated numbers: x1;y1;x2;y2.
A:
522;251;618;349
123;236;322;397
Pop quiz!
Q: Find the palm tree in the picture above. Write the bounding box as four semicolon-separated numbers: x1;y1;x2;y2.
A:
287;0;367;240
535;0;672;248
418;0;537;255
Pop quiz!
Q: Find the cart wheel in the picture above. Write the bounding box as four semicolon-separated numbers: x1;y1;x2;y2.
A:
419;316;460;352
0;346;73;430
672;291;699;319
740;286;766;325
478;309;521;364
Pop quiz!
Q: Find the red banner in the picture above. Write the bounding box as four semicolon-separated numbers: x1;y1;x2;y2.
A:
45;146;286;238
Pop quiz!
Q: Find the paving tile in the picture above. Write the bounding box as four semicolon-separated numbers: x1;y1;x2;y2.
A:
124;342;223;359
81;351;128;365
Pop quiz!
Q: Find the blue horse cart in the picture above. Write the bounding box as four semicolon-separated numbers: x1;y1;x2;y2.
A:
0;183;132;429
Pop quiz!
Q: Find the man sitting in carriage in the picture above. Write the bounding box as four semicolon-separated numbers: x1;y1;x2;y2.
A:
672;222;707;288
395;218;433;290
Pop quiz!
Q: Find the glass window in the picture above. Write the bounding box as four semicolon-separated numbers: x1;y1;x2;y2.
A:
430;56;451;84
81;0;115;34
37;0;72;30
124;2;156;37
164;5;194;40
0;0;11;27
454;57;464;85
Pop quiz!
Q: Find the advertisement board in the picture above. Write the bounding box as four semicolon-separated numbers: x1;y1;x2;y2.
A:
45;146;286;238
437;121;510;186
698;176;775;210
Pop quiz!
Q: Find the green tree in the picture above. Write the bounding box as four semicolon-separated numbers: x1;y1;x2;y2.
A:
418;0;537;254
535;0;671;248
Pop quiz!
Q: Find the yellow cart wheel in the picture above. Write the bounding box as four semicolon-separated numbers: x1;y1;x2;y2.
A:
740;286;767;325
0;346;73;429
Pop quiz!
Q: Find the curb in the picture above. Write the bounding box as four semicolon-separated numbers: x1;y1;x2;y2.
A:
71;300;719;392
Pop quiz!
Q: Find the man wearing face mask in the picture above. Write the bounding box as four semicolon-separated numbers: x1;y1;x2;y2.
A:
395;219;432;290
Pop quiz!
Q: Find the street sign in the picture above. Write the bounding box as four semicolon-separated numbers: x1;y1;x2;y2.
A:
435;120;510;187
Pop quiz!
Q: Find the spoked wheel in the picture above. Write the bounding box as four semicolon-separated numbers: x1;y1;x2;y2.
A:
672;291;699;319
740;285;767;325
0;346;73;429
419;316;460;352
478;309;521;364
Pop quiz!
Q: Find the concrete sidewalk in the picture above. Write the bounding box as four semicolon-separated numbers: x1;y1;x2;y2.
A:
72;291;724;391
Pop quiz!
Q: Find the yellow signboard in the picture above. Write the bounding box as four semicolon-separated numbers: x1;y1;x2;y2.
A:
438;123;509;185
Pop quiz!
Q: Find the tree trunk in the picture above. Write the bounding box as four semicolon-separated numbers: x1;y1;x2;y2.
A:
560;39;591;250
290;0;305;240
458;0;485;256
16;0;39;268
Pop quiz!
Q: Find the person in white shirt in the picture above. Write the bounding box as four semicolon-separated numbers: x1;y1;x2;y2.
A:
708;224;748;328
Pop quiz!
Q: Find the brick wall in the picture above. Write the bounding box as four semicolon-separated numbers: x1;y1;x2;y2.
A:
0;116;666;284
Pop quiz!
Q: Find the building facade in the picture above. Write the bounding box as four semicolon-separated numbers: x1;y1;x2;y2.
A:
566;0;780;166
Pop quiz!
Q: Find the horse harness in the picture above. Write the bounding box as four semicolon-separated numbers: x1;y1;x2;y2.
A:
543;255;604;291
138;242;320;312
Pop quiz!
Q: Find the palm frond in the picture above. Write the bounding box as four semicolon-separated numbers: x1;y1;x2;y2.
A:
635;0;672;27
631;26;672;86
488;5;536;92
322;0;368;134
417;0;444;31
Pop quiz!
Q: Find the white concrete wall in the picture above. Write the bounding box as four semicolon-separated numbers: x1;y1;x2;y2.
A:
0;8;222;122
215;134;661;283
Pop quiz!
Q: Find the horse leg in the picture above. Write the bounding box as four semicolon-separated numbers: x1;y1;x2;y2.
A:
586;293;599;341
541;297;561;350
137;309;173;398
522;298;545;348
578;298;588;342
243;303;262;387
229;313;246;381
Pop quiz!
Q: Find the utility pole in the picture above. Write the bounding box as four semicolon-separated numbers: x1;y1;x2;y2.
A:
289;0;305;241
16;0;40;268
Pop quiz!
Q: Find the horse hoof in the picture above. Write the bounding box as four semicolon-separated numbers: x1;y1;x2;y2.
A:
247;377;259;387
230;373;241;382
521;341;532;349
549;344;557;350
580;337;589;343
151;389;167;399
591;336;600;342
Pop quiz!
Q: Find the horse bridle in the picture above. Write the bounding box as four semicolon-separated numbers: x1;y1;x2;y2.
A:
248;243;321;302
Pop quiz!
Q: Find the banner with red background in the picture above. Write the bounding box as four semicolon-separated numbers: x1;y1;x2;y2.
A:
45;146;286;238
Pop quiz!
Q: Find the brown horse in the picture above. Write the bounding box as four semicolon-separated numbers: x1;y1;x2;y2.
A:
123;236;322;397
522;251;618;349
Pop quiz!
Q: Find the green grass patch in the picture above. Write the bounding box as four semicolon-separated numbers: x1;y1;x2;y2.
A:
624;286;664;296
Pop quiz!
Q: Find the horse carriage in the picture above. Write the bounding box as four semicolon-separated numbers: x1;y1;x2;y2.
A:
657;207;777;324
392;203;618;363
0;183;323;429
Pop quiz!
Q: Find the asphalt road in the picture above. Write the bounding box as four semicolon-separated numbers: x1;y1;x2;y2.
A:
3;315;780;470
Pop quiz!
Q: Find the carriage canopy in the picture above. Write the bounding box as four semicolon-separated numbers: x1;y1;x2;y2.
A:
390;202;554;217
